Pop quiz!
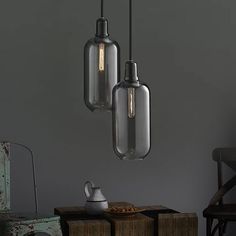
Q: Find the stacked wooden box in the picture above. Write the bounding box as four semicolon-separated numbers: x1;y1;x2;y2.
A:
68;220;110;236
55;203;198;236
158;213;197;236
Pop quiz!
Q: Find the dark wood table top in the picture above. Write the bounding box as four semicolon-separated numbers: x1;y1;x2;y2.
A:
54;202;172;218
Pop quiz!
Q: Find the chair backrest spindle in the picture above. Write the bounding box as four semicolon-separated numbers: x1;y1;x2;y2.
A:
0;143;10;212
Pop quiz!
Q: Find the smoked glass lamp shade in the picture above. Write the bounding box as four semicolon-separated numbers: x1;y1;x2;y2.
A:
84;18;120;112
112;61;151;160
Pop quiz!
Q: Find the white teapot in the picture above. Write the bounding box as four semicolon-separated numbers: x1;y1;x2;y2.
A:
84;181;108;215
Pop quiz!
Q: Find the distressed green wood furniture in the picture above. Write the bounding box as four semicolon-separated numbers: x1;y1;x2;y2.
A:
203;148;236;236
0;142;62;236
55;202;198;236
0;213;62;235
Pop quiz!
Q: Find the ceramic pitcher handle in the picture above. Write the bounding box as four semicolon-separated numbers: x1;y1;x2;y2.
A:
84;181;95;199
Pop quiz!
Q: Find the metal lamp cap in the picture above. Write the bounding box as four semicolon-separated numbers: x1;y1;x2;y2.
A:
96;18;109;38
124;61;139;82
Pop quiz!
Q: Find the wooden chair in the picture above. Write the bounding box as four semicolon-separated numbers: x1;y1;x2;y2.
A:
0;142;62;236
203;148;236;236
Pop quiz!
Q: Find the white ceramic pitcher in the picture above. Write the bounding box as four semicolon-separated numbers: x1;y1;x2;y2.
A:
84;181;108;215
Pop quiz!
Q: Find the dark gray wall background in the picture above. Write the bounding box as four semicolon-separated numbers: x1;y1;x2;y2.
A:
0;0;236;235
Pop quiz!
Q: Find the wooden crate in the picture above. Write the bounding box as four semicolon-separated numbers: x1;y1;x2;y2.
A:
55;203;198;236
54;202;133;235
158;213;198;236
68;220;110;236
107;213;154;236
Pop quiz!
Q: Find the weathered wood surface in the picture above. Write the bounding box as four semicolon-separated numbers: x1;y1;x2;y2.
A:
158;213;198;236
68;220;110;236
107;213;154;236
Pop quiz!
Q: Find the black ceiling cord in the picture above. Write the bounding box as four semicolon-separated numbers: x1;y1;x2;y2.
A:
129;0;133;61
101;0;104;18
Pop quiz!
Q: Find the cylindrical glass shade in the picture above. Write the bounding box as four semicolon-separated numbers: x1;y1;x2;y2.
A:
112;62;151;160
84;18;120;112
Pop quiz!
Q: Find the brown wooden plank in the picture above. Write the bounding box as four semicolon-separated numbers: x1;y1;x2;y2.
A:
68;220;111;236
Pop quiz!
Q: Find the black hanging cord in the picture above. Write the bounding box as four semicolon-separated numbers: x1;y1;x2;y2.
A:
101;0;104;17
129;0;133;61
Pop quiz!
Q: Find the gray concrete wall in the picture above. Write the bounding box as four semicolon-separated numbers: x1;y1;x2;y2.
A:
0;0;236;235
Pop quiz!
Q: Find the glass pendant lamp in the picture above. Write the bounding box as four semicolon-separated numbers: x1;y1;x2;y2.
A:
112;0;151;160
84;0;120;112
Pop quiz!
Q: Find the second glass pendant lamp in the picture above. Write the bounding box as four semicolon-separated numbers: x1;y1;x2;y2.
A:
84;0;120;112
112;0;151;160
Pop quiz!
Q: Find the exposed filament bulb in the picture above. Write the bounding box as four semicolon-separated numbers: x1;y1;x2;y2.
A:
99;43;105;71
128;88;135;118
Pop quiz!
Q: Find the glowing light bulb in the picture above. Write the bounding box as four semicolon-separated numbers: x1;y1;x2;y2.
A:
128;88;135;118
99;43;105;71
